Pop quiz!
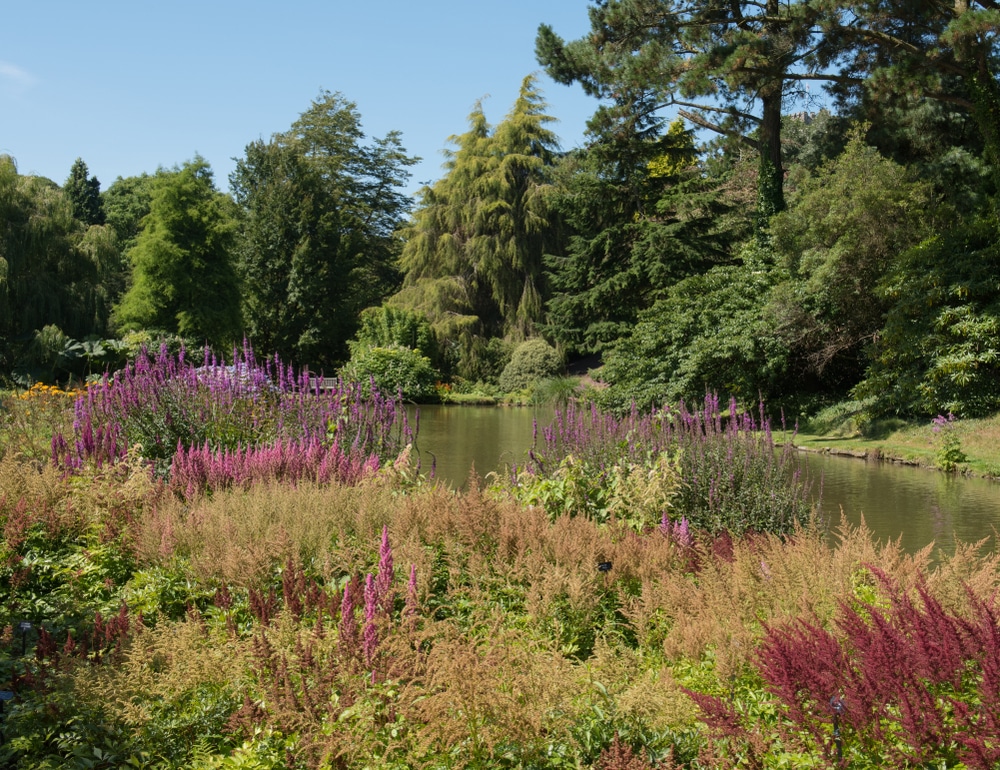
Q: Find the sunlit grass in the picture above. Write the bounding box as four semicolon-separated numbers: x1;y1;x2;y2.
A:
788;400;1000;477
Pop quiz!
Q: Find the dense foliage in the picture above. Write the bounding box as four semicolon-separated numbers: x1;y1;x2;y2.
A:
392;75;561;379
230;91;416;371
113;159;243;348
3;2;999;418
3;382;1000;768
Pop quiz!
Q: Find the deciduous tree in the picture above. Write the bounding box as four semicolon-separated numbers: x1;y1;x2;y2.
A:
231;91;416;370
113;158;241;348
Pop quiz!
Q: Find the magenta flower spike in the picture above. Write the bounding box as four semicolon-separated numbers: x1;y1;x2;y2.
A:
375;525;394;615
362;573;378;666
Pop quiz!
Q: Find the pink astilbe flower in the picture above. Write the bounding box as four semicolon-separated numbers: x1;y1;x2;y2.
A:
375;525;394;615
362;573;379;668
660;513;692;548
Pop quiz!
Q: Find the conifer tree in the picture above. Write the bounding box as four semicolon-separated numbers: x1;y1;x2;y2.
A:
394;75;561;375
113;158;241;348
231;91;416;370
63;158;105;226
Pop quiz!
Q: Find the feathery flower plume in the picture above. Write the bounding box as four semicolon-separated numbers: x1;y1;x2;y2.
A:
363;573;378;667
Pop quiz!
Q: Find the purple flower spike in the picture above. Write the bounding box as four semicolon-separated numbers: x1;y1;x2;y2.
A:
363;573;378;666
375;525;394;614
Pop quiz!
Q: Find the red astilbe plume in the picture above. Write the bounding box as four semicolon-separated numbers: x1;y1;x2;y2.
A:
595;736;661;770
758;616;848;743
752;568;1000;769
281;554;307;621
337;577;360;662
948;589;1000;769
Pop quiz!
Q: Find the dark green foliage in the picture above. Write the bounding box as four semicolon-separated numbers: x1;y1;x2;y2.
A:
113;159;242;348
536;0;829;223
857;96;992;213
543;122;733;356
856;217;1000;418
767;132;948;396
498;338;563;393
599;245;791;412
63;158;105;226
350;305;438;365
231;91;415;370
0;156;115;376
102;172;156;253
820;0;1000;191
781;110;850;177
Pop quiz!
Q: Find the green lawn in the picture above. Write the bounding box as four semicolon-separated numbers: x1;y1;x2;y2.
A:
782;402;1000;478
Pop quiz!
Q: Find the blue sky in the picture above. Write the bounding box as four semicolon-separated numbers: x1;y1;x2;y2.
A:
1;1;599;198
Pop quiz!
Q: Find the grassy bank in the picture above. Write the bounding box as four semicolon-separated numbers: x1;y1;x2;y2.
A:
785;401;1000;478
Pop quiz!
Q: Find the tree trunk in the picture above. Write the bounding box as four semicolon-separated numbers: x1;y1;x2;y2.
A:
755;0;786;241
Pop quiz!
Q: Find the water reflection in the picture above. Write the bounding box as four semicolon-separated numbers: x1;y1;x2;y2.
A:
409;404;552;489
408;405;1000;555
799;451;1000;554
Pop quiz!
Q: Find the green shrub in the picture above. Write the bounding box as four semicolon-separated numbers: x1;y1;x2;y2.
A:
855;217;1000;417
498;339;563;393
350;306;439;365
598;250;793;413
339;344;439;402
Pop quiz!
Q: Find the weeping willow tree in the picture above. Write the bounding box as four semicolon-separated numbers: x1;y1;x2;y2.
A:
392;75;562;378
0;156;118;375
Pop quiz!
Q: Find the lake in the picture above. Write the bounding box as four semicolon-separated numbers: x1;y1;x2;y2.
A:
409;404;1000;555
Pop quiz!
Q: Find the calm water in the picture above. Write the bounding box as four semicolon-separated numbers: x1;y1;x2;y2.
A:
409;405;1000;554
802;450;1000;554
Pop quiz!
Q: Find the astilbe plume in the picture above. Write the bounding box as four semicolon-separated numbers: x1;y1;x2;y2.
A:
363;573;379;668
168;438;381;499
733;569;1000;768
405;563;419;628
239;530;419;769
338;578;359;661
375;525;395;614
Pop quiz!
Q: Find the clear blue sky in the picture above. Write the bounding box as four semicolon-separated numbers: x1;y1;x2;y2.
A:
0;1;599;198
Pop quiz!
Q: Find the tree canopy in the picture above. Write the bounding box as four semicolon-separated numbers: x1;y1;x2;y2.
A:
230;91;417;371
392;75;562;377
113;158;242;348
